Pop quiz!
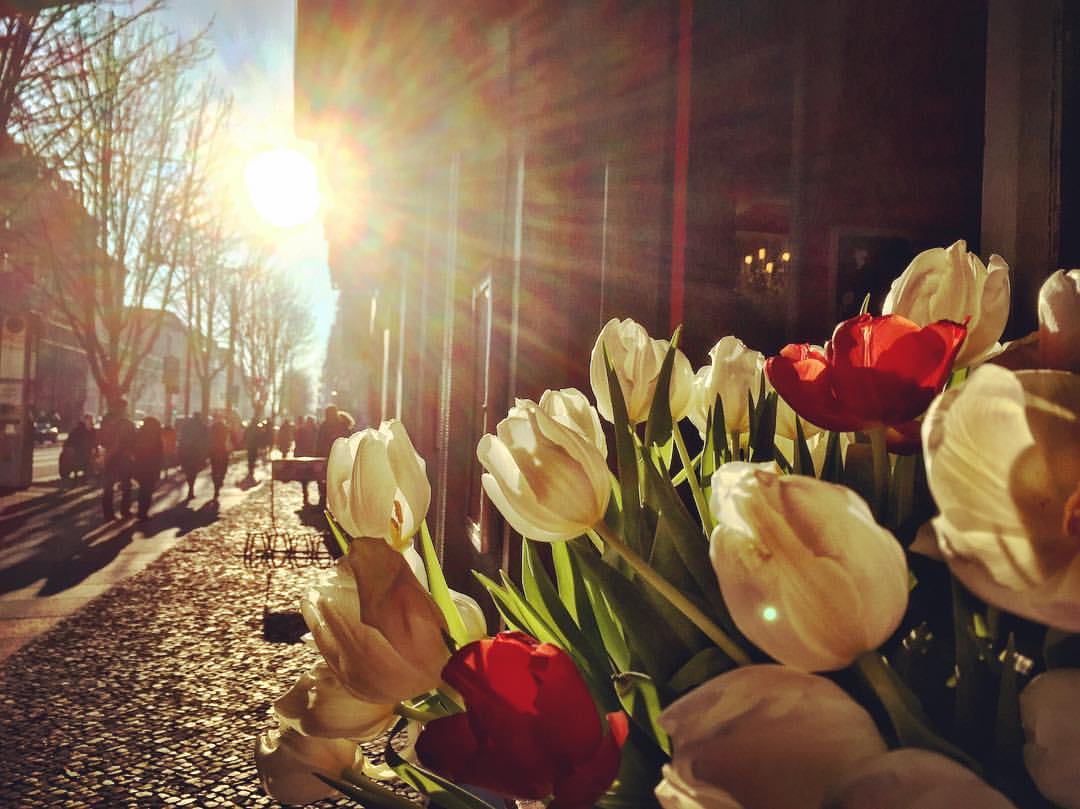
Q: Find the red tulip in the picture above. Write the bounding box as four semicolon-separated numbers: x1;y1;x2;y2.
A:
416;632;628;809
765;314;967;433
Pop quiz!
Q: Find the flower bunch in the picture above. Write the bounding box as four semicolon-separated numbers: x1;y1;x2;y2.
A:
256;253;1080;809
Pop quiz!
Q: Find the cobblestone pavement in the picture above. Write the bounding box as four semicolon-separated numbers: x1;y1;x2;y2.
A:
0;475;373;808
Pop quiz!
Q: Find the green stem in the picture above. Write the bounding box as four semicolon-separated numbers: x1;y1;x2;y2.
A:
590;522;750;666
730;430;741;461
394;703;440;724
335;770;424;809
672;426;712;532
869;426;890;521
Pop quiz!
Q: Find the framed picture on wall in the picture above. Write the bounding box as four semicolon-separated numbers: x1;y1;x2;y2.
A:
829;228;925;322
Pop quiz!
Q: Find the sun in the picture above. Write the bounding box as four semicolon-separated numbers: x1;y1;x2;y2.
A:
243;147;320;228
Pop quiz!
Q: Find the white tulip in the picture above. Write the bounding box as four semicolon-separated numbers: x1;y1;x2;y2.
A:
922;365;1080;630
302;539;449;704
1021;669;1080;809
538;388;607;456
273;662;396;741
823;749;1017;809
326;419;430;551
478;397;611;542
659;665;887;809
1038;269;1080;372
709;463;909;671
255;725;361;806
882;239;1010;367
589;317;694;424
687;336;764;437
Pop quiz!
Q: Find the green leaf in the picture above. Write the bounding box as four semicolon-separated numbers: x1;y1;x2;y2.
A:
667;646;733;695
316;773;422;809
859;291;872;315
855;652;982;774
522;542;620;711
643;326;682;465
419;521;469;647
952;576;993;756
749;391;777;463
552;540;607;658
820;431;844;483
324;510;350;555
613;671;671;754
792;417;815;477
710;394;729;469
639;457;730;623
569;540;701;687
995;634;1024;774
583;572;631;672
386;748;501;809
604;346;643;555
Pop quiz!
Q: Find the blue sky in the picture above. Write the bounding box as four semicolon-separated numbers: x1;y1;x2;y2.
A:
157;0;336;381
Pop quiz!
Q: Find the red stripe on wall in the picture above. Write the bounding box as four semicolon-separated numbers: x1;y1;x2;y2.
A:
670;0;693;330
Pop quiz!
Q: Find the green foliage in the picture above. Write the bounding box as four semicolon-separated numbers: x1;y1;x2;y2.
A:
419;521;469;647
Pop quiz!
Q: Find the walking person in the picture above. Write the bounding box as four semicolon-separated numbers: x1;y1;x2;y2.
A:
293;415;318;506
276;418;294;458
99;399;135;521
132;417;164;521
244;417;262;479
315;405;347;508
208;416;231;501
178;412;209;502
62;413;95;482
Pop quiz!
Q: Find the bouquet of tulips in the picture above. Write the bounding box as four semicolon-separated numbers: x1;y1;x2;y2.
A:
255;244;1080;809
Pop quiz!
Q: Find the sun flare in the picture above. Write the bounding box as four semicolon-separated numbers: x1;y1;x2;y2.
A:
243;147;320;228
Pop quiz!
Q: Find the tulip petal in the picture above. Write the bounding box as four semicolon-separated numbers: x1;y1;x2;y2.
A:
384;419;431;540
550;712;629;809
765;346;855;433
346;429;397;539
326;434;363;537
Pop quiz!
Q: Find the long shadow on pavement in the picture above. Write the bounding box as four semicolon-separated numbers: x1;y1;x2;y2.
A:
0;477;225;598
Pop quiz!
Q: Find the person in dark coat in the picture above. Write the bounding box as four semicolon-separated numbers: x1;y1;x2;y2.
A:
208;417;231;500
294;416;317;457
63;414;95;480
315;405;348;508
277;418;294;458
132;417;164;520
100;400;135;520
178;412;209;501
244;417;262;478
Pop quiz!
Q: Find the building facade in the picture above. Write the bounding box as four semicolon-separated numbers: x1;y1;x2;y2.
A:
295;0;1079;592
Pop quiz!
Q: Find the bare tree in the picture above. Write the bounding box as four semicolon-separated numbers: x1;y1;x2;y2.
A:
14;8;215;411
237;268;315;421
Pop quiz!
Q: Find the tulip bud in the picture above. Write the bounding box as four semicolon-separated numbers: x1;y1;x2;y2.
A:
589;317;694;424
326;419;430;550
273;662;396;741
255;725;360;806
478;397;611;542
687;336;764;436
1021;669;1080;809
883;239;1010;367
659;665;887;809
709;463;909;671
1038;269;1080;372
301;539;449;704
450;589;488;643
922;365;1080;631
823;749;1017;809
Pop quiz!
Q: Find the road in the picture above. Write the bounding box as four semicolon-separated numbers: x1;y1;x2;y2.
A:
0;455;264;662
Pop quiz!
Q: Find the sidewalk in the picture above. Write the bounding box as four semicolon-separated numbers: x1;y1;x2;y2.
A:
0;460;253;662
0;474;363;808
